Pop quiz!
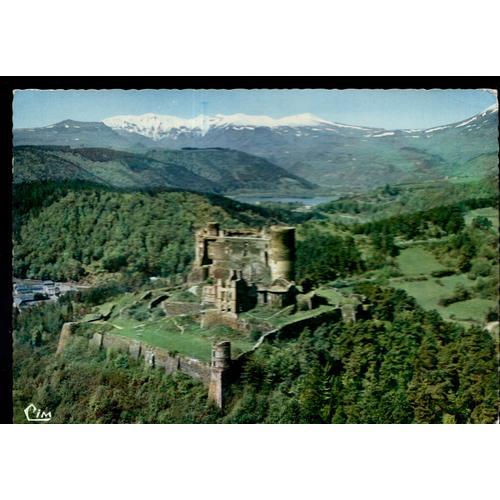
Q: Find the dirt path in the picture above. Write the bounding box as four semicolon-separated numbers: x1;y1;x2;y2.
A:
172;318;185;334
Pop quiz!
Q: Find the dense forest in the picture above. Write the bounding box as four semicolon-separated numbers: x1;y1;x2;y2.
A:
12;283;497;423
296;227;365;284
352;196;497;240
13;182;313;282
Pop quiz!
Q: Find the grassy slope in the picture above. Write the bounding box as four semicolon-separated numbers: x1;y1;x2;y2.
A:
81;291;254;362
395;246;447;275
390;247;495;325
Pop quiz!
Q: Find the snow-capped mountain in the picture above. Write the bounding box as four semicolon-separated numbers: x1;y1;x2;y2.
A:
103;112;372;140
399;101;499;137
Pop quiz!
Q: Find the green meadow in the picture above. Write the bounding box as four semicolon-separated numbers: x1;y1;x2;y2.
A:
464;207;498;228
390;247;495;325
395;246;447;275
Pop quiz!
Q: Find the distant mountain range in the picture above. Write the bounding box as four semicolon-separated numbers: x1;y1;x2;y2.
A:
13;104;498;190
13;146;316;195
103;112;357;138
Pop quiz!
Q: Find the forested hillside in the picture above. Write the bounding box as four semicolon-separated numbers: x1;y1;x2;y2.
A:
13;181;312;282
13;145;316;195
316;177;498;222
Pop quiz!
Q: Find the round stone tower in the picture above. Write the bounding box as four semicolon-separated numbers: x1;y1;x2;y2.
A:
211;341;231;369
269;226;295;282
208;341;231;409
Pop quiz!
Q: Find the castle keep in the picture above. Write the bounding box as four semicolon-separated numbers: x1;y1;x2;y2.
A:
189;223;297;316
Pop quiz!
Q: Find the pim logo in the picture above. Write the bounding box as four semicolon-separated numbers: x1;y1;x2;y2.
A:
24;403;52;422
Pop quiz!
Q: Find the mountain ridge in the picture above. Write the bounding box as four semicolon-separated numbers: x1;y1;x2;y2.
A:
102;112;374;139
102;105;499;138
13;145;317;195
13;104;498;190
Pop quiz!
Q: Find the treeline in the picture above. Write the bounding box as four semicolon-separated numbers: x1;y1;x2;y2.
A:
13;182;311;282
13;181;311;234
296;227;365;284
353;197;497;240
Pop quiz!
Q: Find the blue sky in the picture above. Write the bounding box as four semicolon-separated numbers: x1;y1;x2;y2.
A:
13;89;497;130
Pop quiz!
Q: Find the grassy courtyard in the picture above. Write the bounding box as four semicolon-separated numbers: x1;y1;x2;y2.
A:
108;316;254;362
81;290;254;362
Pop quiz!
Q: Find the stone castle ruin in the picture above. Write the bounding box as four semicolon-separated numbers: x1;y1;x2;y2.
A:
189;223;298;320
57;221;371;411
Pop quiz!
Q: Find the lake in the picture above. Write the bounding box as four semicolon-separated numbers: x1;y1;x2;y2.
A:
229;195;337;207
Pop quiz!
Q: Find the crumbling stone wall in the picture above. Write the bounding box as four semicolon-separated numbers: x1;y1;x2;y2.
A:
296;292;328;311
128;340;142;359
89;332;104;350
201;309;251;332
153;349;180;375
163;301;202;316
277;308;342;340
61;326;212;384
100;333;132;352
59;321;212;381
178;357;211;382
56;322;78;354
